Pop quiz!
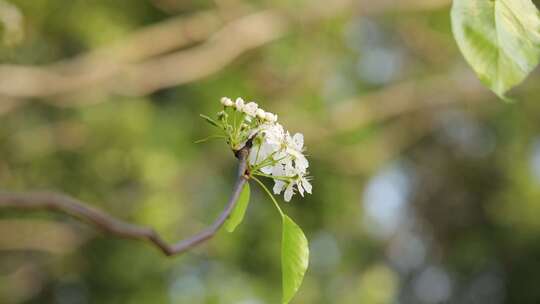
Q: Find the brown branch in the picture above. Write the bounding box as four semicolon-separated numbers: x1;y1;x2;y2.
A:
0;147;250;256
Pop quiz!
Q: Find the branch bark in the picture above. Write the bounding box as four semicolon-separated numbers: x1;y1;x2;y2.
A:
0;147;250;256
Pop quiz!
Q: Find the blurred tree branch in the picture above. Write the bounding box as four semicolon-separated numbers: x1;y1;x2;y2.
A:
0;0;451;106
0;9;288;103
0;147;250;256
116;10;288;96
299;69;491;173
297;69;488;145
0;9;223;102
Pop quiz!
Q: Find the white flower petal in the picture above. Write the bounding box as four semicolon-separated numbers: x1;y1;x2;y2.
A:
272;163;285;176
297;180;305;197
257;144;275;164
284;183;295;202
292;133;304;150
261;165;273;174
286;148;303;160
243;102;258;116
284;162;296;177
295;156;309;172
248;145;261;165
235;98;245;110
302;178;312;194
256;108;266;119
273;180;286;194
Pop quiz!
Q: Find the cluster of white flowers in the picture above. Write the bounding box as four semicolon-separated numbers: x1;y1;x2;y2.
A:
219;97;312;202
221;97;277;122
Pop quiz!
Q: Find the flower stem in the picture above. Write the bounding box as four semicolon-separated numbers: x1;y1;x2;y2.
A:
252;176;284;217
250;153;290;172
253;172;291;182
250;154;279;171
250;160;272;172
254;144;261;164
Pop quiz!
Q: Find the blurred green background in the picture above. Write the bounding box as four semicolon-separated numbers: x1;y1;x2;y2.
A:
1;0;540;303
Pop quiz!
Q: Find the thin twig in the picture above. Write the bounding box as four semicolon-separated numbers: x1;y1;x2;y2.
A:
0;146;250;256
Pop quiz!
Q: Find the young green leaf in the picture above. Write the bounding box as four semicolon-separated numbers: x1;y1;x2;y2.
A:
281;215;309;304
451;0;540;99
225;182;250;233
199;114;220;127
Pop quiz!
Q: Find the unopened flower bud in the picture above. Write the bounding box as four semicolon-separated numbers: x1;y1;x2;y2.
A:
256;108;266;119
220;97;233;107
217;110;227;120
235;98;245;111
265;112;278;122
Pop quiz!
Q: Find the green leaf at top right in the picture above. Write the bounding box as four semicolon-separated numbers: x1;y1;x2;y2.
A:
451;0;540;100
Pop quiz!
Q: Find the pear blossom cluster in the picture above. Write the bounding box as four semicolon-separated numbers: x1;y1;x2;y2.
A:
216;97;312;202
220;97;277;122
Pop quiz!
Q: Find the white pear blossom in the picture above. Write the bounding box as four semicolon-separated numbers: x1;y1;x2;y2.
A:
271;161;312;201
286;132;309;173
243;102;259;116
249;121;310;202
208;97;312;202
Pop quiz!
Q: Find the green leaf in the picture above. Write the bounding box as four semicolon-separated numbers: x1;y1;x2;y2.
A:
199;114;219;127
451;0;540;99
281;215;309;304
225;182;250;233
